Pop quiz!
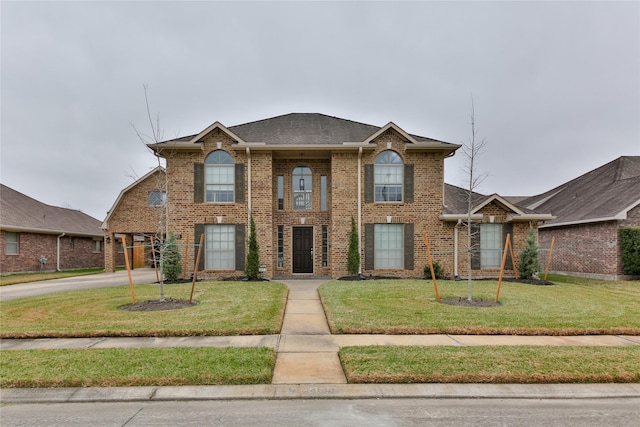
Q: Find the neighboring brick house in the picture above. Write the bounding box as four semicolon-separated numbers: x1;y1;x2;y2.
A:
0;184;104;274
103;113;553;280
520;156;640;280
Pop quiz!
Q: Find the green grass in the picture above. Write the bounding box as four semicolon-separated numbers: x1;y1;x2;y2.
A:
0;268;107;286
0;281;288;338
0;347;275;388
339;346;640;383
320;277;640;335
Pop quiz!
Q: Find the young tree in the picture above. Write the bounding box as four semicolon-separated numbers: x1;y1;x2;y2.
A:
347;215;360;276
245;214;260;280
519;226;540;279
163;232;182;281
461;97;488;301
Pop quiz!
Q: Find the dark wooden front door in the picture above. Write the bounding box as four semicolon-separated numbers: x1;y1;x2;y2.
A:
293;227;313;273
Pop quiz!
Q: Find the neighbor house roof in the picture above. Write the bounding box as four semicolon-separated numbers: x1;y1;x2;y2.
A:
441;183;554;223
519;156;640;228
0;184;103;237
150;113;461;155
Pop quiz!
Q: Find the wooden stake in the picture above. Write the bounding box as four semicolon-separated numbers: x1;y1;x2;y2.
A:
190;233;205;304
122;236;136;304
183;233;189;280
495;233;512;302
423;234;440;303
508;234;518;278
544;236;556;281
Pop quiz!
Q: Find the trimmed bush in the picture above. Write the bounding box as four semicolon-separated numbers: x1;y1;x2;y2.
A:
347;215;360;276
163;232;182;281
519;227;540;279
424;262;444;279
619;227;640;275
245;215;260;280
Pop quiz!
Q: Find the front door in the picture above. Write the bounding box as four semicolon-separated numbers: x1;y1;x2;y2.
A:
293;227;313;273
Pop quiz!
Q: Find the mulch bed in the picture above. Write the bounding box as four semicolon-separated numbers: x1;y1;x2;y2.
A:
119;298;195;312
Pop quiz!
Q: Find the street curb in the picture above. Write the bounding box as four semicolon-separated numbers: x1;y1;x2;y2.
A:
3;383;640;403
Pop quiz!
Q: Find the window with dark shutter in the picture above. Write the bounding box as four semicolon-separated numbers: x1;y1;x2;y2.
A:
364;223;375;270
404;164;414;203
364;164;374;203
404;223;414;270
194;164;204;203
502;223;514;270
235;164;245;203
194;224;205;271
235;224;245;271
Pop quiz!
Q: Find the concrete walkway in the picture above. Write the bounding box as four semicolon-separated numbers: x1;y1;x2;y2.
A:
1;277;640;402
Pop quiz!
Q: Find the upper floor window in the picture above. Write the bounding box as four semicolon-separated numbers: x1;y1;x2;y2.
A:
374;150;403;202
205;150;234;203
149;191;166;206
293;166;312;210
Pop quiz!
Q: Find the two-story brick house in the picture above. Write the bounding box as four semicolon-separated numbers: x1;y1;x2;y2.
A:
103;113;552;279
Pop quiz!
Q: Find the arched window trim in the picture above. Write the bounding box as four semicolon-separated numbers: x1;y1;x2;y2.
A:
292;165;312;210
374;150;404;202
205;150;235;203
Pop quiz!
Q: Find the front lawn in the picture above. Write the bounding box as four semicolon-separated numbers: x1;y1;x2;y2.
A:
339;346;640;383
0;281;288;338
0;347;275;387
319;277;640;335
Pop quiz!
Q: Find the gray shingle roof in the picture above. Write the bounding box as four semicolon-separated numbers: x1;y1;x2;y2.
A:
520;156;640;226
0;184;103;237
160;113;457;147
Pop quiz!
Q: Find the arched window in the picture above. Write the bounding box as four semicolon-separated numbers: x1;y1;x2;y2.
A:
205;150;234;202
374;150;403;202
292;166;312;210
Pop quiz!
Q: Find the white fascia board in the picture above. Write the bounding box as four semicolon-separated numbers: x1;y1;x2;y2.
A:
539;198;640;229
506;214;556;222
440;214;483;221
0;225;102;238
472;194;525;216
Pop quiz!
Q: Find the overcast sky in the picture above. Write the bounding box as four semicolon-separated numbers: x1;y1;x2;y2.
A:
2;1;638;221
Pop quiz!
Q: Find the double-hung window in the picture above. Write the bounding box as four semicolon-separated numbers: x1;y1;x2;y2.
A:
5;232;19;255
205;150;234;202
205;224;235;270
374;150;403;202
480;224;502;268
374;224;403;268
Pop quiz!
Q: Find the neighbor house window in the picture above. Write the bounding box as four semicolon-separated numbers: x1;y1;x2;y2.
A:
374;150;403;202
205;150;234;202
149;191;166;206
277;175;284;210
205;224;235;270
277;225;284;268
93;240;102;253
293;166;312;210
374;224;403;268
322;225;328;267
5;232;19;255
69;236;74;250
480;224;502;268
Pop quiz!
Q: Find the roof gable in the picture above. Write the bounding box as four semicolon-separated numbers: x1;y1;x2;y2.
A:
0;184;103;236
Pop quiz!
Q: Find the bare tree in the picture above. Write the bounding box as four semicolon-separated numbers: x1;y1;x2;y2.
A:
460;96;488;301
131;85;170;302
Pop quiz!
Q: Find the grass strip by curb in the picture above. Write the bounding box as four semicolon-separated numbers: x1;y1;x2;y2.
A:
0;347;275;388
339;346;640;384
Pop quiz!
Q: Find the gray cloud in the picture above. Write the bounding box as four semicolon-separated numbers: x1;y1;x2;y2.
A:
2;1;638;219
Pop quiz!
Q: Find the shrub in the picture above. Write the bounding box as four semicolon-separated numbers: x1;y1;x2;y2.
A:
619;227;640;275
162;232;182;281
424;262;444;279
347;216;360;276
245;215;260;280
518;227;540;279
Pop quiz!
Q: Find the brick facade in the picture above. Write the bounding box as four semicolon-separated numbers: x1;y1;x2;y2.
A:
1;231;103;274
103;116;541;280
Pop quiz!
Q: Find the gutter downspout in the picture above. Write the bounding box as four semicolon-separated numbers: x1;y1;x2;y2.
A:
357;147;363;275
246;147;252;219
454;219;461;279
57;233;65;271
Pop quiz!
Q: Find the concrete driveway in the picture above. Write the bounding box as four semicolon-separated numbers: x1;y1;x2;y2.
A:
0;269;159;301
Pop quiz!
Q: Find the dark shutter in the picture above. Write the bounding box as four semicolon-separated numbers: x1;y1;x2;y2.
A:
194;163;204;203
404;223;414;270
235;164;245;203
364;164;374;203
235;224;245;271
364;223;375;270
502;223;514;270
194;224;205;271
470;223;481;270
404;164;414;203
